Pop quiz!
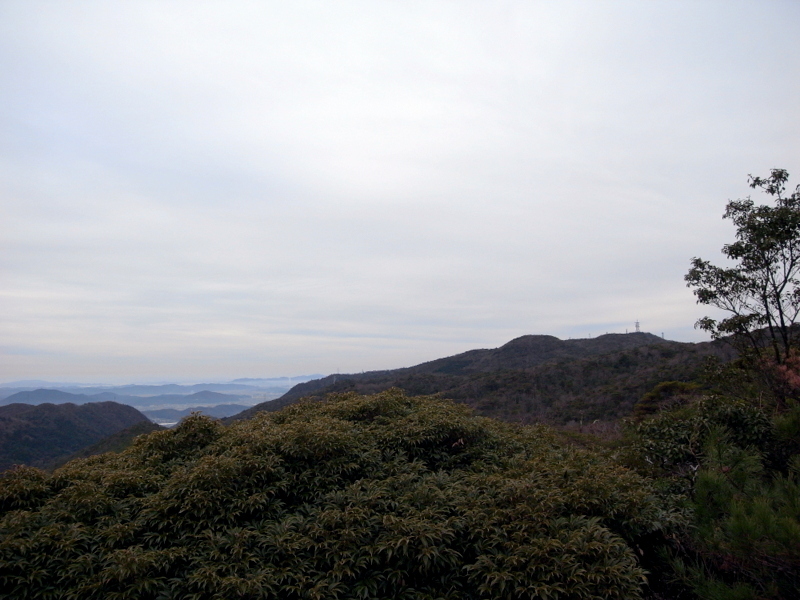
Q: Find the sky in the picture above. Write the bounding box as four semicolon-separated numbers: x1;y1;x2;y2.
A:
2;1;799;384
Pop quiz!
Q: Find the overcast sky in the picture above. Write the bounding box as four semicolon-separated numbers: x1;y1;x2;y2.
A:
2;1;799;383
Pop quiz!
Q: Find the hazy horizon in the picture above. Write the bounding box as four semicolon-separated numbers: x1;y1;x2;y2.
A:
2;1;799;382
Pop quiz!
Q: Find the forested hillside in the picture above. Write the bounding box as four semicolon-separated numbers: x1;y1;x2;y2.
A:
48;420;165;470
0;402;150;471
232;333;732;424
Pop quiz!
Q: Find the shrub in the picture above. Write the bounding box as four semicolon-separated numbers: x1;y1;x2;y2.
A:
0;390;677;599
625;396;800;599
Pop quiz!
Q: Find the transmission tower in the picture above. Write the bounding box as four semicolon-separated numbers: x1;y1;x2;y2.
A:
635;320;640;333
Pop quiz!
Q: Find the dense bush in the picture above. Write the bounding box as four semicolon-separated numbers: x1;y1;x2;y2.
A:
625;396;775;480
624;396;800;599
0;390;678;599
632;381;702;420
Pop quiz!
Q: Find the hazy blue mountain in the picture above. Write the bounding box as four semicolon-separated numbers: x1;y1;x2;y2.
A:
1;389;94;406
229;375;323;385
0;377;321;403
119;391;247;408
55;383;261;396
0;389;248;409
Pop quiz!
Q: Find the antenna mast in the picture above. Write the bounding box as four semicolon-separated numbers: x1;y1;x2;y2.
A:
634;320;640;333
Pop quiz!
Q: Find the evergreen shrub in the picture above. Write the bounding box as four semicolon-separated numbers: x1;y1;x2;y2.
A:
625;396;800;599
0;390;677;599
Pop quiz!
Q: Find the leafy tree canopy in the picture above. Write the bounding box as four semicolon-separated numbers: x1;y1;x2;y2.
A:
686;169;800;367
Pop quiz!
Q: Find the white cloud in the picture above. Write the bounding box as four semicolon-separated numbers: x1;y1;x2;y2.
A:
1;1;799;382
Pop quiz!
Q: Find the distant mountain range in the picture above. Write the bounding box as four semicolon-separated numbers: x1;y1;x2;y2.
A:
0;401;151;471
229;376;323;385
230;332;732;425
0;389;249;408
0;377;323;403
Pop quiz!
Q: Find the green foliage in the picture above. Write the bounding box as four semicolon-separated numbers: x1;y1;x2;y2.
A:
0;390;678;599
625;395;773;480
772;402;800;467
686;169;800;353
633;381;701;420
46;421;165;471
626;396;800;599
686;169;800;407
669;436;800;599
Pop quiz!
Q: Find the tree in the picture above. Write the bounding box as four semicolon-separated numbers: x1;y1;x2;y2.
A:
686;169;800;369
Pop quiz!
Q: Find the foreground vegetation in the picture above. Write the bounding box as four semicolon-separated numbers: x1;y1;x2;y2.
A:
0;390;681;599
1;386;797;599
625;388;800;599
628;167;800;599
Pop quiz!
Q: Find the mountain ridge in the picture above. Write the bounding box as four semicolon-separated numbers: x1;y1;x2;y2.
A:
1;388;248;408
230;332;727;424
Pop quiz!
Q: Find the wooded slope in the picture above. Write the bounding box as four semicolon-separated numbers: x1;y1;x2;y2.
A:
0;401;150;471
233;333;731;424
